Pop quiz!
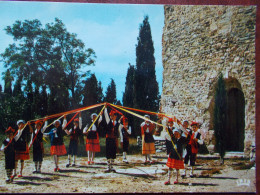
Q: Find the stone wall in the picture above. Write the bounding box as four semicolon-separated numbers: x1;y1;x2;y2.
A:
160;5;256;156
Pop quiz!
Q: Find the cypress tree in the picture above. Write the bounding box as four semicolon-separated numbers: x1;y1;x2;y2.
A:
40;85;48;117
4;69;13;96
83;74;99;106
123;63;135;108
97;81;104;103
13;77;22;97
134;15;159;112
104;79;117;104
213;73;227;165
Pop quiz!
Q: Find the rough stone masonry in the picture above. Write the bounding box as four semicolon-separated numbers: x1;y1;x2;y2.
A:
160;5;256;157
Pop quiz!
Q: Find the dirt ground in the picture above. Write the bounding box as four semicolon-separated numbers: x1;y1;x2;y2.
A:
0;152;256;193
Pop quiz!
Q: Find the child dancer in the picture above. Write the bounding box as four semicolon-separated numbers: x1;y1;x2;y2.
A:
165;129;187;185
104;106;119;172
13;120;30;178
165;118;175;156
0;127;16;183
83;113;102;165
141;115;156;164
189;121;203;177
44;118;67;172
64;112;82;167
119;116;131;163
29;120;48;173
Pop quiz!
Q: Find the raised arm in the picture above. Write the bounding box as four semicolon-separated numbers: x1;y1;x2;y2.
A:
127;126;132;135
62;116;67;130
79;112;82;129
64;128;72;135
104;108;110;124
98;115;103;124
41;121;48;133
83;125;88;134
14;130;22;141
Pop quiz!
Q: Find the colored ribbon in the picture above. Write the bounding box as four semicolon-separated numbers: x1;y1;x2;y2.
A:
84;105;106;135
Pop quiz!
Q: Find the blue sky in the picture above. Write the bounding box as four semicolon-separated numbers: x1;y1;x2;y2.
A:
0;1;164;102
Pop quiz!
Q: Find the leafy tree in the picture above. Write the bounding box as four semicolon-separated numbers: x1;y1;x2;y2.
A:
104;79;117;104
134;15;159;112
213;73;227;165
1;18;96;109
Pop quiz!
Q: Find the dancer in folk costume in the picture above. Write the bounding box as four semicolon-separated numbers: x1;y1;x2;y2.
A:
164;128;188;185
188;121;203;177
29;120;48;173
13;120;30;178
119;116;131;163
178;120;193;178
141;115;156;164
83;113;102;165
44;118;67;172
165;118;176;156
64;112;82;167
0;127;16;183
104;105;120;172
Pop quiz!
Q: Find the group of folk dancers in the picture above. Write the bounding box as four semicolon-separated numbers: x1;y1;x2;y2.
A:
1;105;203;185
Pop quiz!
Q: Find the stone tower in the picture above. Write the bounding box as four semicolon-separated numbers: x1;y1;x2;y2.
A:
160;5;256;157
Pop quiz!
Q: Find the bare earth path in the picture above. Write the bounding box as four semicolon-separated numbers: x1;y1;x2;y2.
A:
0;153;255;193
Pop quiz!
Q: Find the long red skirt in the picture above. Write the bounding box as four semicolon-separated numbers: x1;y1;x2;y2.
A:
50;144;67;156
166;157;184;169
15;145;30;160
86;134;100;152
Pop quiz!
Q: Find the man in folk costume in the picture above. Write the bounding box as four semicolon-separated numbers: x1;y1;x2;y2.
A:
178;120;193;178
188;121;203;177
44;119;67;172
29;120;48;173
0;127;16;183
13;120;30;178
83;113;102;165
64;112;82;167
119;116;132;163
104;106;120;173
164;128;188;185
141;115;156;164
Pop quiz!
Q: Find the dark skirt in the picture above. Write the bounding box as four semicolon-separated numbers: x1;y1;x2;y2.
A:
68;140;78;155
106;138;117;159
33;142;44;162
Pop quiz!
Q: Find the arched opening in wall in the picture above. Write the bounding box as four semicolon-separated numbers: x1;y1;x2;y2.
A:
226;88;245;151
208;77;245;152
